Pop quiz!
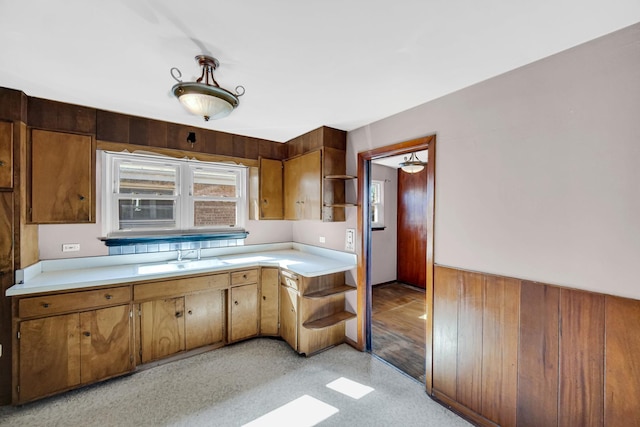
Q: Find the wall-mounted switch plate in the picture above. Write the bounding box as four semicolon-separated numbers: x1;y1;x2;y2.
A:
345;229;355;252
62;243;80;252
319;236;326;243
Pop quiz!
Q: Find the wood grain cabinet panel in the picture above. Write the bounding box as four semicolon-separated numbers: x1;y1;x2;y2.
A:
79;305;132;385
605;296;640;427
19;286;130;318
260;267;279;336
284;150;321;220
481;275;519;427
279;284;298;350
18;313;81;402
229;283;259;342
29;129;95;223
258;158;284;219
140;297;185;363
558;289;604;427
0;192;13;271
517;282;560;427
0;120;13;188
184;290;225;351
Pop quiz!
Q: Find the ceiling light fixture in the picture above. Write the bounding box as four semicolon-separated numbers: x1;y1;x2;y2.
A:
399;152;426;173
171;55;245;121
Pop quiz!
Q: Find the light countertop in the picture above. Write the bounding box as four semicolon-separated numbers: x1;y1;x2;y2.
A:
7;243;357;296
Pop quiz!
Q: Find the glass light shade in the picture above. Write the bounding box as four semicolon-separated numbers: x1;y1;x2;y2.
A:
172;82;239;121
399;152;426;173
400;163;425;173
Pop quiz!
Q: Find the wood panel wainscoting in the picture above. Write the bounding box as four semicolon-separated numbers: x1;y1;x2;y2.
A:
432;265;640;427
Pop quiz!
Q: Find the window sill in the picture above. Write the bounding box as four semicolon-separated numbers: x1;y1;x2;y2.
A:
100;230;249;247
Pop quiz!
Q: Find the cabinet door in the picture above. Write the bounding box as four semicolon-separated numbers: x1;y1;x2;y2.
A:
284;155;301;220
260;268;279;335
259;158;283;219
80;305;132;384
229;283;259;342
30;129;94;223
0;120;12;189
0;192;13;271
140;298;185;363
284;151;322;220
18;313;81;402
185;290;225;350
280;285;298;350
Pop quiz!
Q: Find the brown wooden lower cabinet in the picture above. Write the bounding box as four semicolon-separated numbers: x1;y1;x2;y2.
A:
260;267;279;336
12;267;352;405
433;265;640;427
279;270;354;356
18;304;132;403
229;283;259;342
140;290;226;363
279;284;298;350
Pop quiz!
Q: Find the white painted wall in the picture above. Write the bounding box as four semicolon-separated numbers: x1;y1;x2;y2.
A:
371;164;398;285
345;23;640;300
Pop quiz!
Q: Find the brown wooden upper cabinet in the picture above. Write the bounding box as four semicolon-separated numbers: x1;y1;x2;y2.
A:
0;120;13;189
284;150;322;220
28;129;95;223
258;157;284;220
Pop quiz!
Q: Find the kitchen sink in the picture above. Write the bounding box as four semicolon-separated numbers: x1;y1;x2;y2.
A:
136;257;225;275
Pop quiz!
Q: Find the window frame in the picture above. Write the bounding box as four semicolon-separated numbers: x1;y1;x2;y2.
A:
102;151;247;237
370;179;385;229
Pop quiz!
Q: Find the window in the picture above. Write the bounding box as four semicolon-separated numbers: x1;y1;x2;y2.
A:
370;180;385;229
102;151;246;236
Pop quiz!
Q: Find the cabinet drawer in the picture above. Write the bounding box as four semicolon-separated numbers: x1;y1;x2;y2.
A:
134;273;229;301
231;269;258;286
280;270;299;291
19;286;130;318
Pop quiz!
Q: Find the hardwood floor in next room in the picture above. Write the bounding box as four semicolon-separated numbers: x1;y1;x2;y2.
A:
371;282;426;383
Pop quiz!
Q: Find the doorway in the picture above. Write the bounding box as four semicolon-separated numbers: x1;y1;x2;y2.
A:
355;135;436;393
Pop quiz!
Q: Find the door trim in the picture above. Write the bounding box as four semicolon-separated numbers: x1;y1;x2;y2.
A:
356;134;436;394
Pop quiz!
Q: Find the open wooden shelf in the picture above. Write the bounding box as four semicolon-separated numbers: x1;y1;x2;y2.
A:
303;311;356;330
303;284;355;299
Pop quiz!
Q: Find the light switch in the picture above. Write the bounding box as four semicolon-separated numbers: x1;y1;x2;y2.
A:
345;229;355;252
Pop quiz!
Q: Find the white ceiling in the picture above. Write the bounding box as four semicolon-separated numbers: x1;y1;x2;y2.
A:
1;1;638;143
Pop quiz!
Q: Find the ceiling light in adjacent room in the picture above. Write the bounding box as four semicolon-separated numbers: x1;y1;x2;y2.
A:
399;152;426;173
171;55;245;121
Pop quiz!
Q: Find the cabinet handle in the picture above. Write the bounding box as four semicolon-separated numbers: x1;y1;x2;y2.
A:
0;160;4;166
188;310;193;315
175;311;183;318
105;294;113;300
42;303;50;308
263;296;267;301
263;199;268;204
234;301;239;306
242;274;247;279
79;195;85;201
83;331;91;337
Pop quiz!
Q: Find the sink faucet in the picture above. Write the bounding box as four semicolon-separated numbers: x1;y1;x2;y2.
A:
177;248;201;261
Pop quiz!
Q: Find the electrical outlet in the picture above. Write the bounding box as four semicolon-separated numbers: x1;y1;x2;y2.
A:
345;229;355;252
319;236;326;243
62;243;80;252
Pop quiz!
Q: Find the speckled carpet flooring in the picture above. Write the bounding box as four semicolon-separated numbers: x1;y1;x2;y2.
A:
0;339;470;427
